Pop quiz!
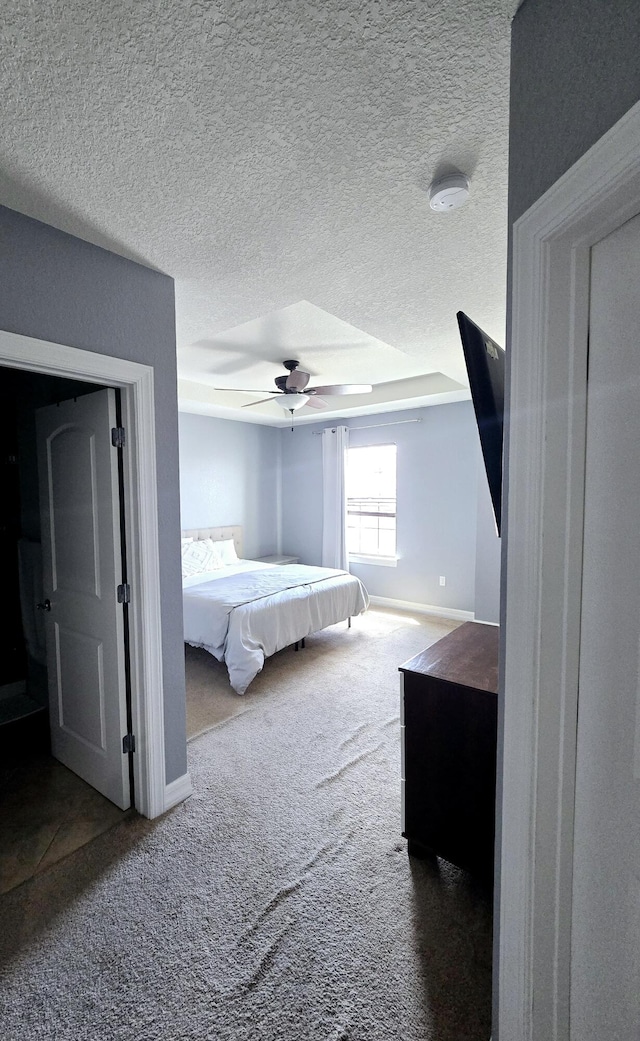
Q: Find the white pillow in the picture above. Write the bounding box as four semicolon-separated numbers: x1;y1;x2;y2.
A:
200;538;226;567
214;538;238;565
180;540;194;574
181;538;222;577
181;536;193;547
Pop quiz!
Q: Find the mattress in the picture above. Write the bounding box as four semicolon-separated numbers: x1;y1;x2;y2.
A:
183;560;369;694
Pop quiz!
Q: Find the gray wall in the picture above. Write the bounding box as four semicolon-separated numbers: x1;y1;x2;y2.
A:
509;0;640;223
0;205;187;785
280;402;500;619
474;462;501;624
499;0;640;1029
178;412;280;558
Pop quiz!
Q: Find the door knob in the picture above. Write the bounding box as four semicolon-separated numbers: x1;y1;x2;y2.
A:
36;599;52;612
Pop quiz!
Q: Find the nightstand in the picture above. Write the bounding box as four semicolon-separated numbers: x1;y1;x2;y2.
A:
254;554;299;565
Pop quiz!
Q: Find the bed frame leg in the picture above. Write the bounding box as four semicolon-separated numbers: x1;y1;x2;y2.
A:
294;641;299;652
348;617;351;628
301;637;305;648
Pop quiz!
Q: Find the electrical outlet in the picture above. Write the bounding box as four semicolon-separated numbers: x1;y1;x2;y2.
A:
439;576;446;586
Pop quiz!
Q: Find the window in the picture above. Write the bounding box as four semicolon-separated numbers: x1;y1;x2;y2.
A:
345;444;397;563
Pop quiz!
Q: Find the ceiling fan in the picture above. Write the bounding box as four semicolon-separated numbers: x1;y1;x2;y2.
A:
213;360;373;413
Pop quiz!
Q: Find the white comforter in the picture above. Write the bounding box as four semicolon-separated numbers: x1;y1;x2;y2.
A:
183;560;369;694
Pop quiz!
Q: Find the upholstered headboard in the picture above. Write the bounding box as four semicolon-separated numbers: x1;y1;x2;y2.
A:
181;525;243;560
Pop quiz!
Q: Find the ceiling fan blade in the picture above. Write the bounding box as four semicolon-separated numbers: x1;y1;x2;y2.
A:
213;387;276;394
307;384;373;396
285;368;310;391
304;396;327;409
241;396;278;407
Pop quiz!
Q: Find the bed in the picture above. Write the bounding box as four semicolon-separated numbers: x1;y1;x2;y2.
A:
181;526;369;694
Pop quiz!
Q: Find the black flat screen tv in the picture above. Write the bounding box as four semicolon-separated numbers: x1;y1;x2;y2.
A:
456;311;505;536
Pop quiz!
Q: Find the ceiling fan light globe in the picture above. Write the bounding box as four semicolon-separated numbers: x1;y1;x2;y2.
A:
277;393;309;412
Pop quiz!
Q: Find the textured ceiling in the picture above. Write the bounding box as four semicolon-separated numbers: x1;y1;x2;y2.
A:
0;0;516;426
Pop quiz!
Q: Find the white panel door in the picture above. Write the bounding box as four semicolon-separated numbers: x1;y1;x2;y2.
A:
571;213;640;1039
36;388;130;810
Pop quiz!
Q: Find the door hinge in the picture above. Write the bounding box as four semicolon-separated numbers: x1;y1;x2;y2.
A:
117;583;131;604
111;426;126;449
122;733;136;754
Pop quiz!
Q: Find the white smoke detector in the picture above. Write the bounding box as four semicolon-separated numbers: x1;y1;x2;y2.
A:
428;174;470;212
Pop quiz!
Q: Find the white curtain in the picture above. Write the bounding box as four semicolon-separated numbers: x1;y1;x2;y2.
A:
321;425;349;570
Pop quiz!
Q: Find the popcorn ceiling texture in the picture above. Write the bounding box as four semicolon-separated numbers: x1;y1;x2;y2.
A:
0;0;515;393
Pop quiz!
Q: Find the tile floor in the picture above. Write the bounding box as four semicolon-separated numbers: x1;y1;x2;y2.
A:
0;714;127;894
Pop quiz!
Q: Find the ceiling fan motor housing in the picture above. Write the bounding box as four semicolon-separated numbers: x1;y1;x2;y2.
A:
277;360;310;393
275;375;298;393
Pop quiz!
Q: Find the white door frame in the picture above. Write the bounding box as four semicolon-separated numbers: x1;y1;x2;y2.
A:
498;99;640;1039
0;330;170;819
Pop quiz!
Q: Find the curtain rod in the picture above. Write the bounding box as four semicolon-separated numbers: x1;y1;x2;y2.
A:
312;418;422;434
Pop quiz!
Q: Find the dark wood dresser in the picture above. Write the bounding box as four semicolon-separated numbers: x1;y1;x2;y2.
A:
399;621;499;878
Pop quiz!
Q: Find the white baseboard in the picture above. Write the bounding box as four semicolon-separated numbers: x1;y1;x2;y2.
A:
368;595;474;622
164;771;193;812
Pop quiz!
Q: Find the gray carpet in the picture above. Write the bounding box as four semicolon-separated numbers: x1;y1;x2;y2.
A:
0;608;492;1041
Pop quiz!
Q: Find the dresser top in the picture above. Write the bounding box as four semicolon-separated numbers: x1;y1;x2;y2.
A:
399;621;499;694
